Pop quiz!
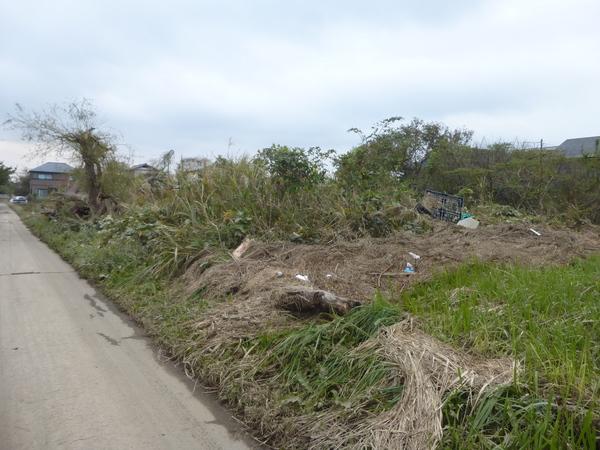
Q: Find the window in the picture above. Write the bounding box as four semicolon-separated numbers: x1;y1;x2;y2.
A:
37;173;53;180
37;189;49;198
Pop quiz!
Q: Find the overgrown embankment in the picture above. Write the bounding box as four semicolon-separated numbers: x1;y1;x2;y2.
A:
17;202;600;449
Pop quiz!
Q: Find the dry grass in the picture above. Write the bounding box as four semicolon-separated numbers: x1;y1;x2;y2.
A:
181;221;600;361
308;319;517;450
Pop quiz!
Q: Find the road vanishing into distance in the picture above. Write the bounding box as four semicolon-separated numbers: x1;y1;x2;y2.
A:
0;202;254;450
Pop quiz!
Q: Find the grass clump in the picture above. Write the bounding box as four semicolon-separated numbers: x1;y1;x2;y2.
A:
256;296;403;413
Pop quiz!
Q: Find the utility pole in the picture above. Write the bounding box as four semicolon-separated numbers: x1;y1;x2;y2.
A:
538;138;544;209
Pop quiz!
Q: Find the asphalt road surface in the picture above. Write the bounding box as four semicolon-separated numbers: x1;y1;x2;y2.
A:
0;203;254;450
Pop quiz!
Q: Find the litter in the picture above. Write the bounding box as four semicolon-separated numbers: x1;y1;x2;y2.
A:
529;228;542;236
403;262;415;273
275;271;284;278
457;217;480;229
295;274;310;282
421;190;464;223
326;273;334;279
232;238;254;259
408;252;421;260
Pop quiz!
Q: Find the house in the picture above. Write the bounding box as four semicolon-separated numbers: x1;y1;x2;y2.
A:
29;162;74;198
178;157;210;173
557;136;600;158
130;163;158;176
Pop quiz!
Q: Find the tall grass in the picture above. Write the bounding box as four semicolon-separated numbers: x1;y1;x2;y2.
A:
128;158;423;278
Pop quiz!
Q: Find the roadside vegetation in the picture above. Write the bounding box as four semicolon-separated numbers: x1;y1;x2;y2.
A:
6;102;600;448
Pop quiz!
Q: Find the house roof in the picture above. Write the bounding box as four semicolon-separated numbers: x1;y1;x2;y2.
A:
130;163;157;170
557;136;600;157
30;162;74;174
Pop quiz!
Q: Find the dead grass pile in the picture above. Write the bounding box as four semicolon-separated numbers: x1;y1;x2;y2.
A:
183;222;600;354
309;319;517;450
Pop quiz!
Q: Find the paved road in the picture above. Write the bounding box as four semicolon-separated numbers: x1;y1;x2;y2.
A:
0;203;253;450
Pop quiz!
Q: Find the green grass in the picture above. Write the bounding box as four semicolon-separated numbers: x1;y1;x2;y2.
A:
401;259;600;401
18;206;599;448
251;296;403;414
400;259;599;448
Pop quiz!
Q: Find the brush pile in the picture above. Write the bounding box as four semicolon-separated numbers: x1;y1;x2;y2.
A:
184;221;600;354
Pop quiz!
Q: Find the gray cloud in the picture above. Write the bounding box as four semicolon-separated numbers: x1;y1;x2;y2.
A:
1;0;599;168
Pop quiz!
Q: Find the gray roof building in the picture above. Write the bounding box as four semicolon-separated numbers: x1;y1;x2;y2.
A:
557;136;600;158
30;162;74;174
130;163;158;176
29;162;75;198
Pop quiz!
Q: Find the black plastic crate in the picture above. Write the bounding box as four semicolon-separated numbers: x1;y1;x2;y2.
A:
422;190;464;223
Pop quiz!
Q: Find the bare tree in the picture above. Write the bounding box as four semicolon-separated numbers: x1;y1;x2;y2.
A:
4;100;116;209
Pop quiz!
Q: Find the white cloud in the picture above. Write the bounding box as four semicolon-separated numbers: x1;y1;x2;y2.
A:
0;140;59;173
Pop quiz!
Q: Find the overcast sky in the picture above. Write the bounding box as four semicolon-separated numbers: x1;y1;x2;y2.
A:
1;0;599;172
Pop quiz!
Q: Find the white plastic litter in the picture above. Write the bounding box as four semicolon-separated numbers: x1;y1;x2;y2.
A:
408;252;421;260
295;274;309;282
457;217;480;229
326;273;334;279
232;238;253;259
275;271;284;278
529;228;541;236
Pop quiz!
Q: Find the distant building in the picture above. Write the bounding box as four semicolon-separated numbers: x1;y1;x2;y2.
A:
29;162;74;198
557;136;600;158
178;157;210;173
130;163;158;176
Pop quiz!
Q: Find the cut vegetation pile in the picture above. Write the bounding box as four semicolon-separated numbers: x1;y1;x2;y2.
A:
183;222;600;352
167;220;599;448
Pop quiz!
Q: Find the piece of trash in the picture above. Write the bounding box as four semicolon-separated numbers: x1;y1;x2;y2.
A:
422;190;464;223
290;232;303;243
529;228;541;236
295;274;309;282
275;271;284;278
408;252;421;260
326;273;334;279
403;262;415;273
232;237;253;259
457;217;480;229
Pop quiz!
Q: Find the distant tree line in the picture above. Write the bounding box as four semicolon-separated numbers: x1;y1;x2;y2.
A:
4;101;599;226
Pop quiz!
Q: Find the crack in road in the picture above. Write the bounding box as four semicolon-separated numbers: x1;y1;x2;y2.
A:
96;332;120;346
0;270;75;277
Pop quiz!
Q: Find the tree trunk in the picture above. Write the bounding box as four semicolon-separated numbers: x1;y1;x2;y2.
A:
83;159;100;210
